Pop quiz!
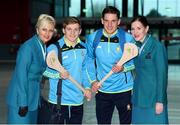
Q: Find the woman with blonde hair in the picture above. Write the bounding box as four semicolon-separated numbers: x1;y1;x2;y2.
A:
6;14;56;124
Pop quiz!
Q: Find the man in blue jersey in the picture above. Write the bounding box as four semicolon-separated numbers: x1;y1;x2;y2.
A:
85;6;134;124
41;17;91;124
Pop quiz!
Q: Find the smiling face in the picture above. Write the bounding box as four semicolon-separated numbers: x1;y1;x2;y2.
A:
36;20;55;44
63;23;81;43
101;13;120;35
131;20;149;42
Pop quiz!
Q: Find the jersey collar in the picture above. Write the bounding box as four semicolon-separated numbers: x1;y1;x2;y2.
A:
64;37;80;47
103;29;118;37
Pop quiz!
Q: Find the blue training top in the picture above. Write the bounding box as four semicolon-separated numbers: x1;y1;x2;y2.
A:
44;37;90;105
85;28;135;93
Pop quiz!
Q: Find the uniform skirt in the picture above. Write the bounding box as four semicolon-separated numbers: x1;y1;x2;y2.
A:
132;105;168;124
7;105;37;124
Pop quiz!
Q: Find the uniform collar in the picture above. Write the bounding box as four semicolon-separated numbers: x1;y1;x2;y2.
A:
36;35;45;46
136;34;150;47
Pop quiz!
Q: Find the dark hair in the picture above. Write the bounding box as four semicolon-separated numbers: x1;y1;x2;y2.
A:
130;16;149;28
63;16;81;29
102;6;120;19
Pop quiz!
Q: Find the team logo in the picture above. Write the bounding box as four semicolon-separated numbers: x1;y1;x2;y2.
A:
116;47;120;52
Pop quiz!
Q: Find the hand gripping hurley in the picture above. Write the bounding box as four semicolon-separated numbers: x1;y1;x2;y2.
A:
97;43;138;87
46;50;86;93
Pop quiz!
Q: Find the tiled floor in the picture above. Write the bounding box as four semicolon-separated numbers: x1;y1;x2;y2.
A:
0;63;180;124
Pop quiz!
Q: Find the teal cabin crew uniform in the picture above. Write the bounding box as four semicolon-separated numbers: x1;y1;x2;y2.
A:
132;35;168;124
85;28;135;124
6;35;46;124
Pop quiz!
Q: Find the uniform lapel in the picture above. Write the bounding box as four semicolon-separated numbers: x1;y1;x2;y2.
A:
34;35;46;66
139;35;153;57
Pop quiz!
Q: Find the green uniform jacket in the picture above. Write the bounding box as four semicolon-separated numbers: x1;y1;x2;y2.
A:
132;35;168;108
6;35;46;111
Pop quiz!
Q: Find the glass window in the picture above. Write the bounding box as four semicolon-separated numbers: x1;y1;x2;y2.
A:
55;0;123;17
55;0;180;17
139;0;180;17
157;0;180;17
69;0;80;16
55;0;63;17
138;0;160;16
68;0;135;17
85;0;108;17
166;29;180;60
128;0;133;17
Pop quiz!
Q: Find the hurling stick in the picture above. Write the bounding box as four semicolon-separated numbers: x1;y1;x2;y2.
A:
97;43;138;86
46;50;86;93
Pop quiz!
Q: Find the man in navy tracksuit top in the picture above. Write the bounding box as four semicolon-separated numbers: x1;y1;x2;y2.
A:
43;17;91;124
85;6;135;124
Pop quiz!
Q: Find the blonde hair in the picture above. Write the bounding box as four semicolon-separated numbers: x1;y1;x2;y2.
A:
35;14;56;28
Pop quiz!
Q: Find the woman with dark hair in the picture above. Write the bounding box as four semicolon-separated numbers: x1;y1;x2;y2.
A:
130;16;168;124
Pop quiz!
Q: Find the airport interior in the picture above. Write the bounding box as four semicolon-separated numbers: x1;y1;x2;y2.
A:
0;0;180;124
